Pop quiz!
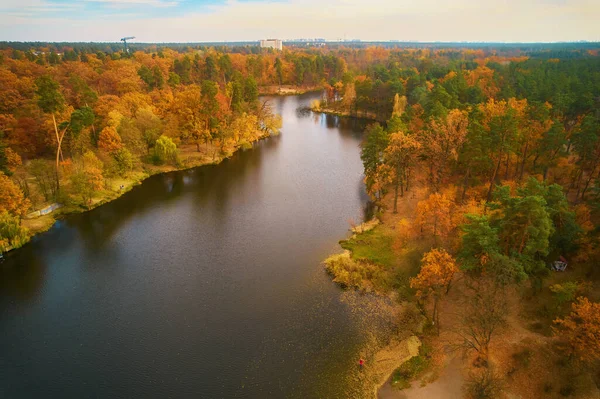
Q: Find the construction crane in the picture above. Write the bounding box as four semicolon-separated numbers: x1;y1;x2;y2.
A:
120;36;136;53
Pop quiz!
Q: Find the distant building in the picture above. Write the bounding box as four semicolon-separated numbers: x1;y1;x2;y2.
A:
260;39;283;51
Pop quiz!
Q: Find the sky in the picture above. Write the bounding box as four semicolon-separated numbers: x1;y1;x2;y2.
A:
0;0;599;43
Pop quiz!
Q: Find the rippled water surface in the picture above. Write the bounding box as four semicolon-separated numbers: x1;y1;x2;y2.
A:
0;93;374;398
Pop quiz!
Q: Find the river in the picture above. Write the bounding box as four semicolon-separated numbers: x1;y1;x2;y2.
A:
0;93;381;398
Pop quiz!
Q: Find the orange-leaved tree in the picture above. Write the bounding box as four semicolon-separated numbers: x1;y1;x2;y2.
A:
420;109;469;191
384;131;421;213
98;126;124;155
553;297;600;364
410;248;458;334
414;192;456;241
36;75;67;194
0;172;30;219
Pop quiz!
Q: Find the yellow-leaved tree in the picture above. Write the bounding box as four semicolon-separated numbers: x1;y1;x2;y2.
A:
410;248;458;334
553;297;600;364
384;132;421;213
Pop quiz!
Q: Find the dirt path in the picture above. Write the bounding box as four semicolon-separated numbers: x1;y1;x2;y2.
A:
378;356;464;399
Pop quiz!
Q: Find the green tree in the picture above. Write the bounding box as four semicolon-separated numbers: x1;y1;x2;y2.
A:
153;136;177;164
274;58;283;86
35;75;66;193
0;210;29;253
360;124;389;200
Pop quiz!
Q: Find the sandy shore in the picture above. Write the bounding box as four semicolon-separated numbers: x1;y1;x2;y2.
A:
378;356;464;399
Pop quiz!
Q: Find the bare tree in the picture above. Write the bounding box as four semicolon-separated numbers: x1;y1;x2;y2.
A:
463;366;504;399
456;277;508;360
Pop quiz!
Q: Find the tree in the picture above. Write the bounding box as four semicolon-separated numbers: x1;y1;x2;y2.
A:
153;136;177;164
0;210;29;253
112;147;134;176
463;367;504;399
571;115;600;201
28;159;56;201
0;172;31;219
458;214;526;284
410;248;458;334
361;124;389;202
553;297;600;363
493;184;554;276
274;58;283;86
420;109;469;191
256;100;282;137
0;132;9;175
70;151;104;208
477;99;520;201
457;277;508;360
0;133;21;176
342;82;356;113
384;132;421;212
414;192;455;240
391;94;407;118
36;75;67;193
98;126;123;154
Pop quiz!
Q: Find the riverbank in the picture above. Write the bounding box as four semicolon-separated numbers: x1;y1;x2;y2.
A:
11;137;271;255
325;217;428;398
311;103;379;121
259;85;322;96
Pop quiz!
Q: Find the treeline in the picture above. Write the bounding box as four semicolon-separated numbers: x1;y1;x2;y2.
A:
348;46;600;394
2;46;329;251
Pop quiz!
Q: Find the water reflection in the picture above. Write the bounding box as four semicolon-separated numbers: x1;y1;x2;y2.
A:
0;93;370;399
0;251;45;302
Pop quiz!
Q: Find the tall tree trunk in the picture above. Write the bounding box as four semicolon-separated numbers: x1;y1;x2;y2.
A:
519;142;529;181
532;153;540;171
575;163;586;200
461;167;471;203
52;114;68;196
432;297;440;336
393;175;399;213
52;113;61;194
581;157;600;201
486;152;503;202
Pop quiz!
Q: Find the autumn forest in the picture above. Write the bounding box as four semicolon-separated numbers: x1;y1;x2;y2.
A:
2;41;600;398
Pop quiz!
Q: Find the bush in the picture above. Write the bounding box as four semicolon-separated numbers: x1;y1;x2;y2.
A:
324;252;386;292
113;147;134;175
0;211;29;252
512;348;533;369
463;367;504;399
153;135;177;165
550;282;580;308
391;345;432;390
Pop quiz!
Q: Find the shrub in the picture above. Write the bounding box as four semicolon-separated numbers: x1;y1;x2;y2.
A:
0;211;29;252
153;135;177;165
550;282;580;308
391;344;432;390
113;147;134;175
324;251;387;292
463;367;504;399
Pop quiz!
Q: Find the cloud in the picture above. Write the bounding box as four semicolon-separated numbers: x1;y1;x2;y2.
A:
82;0;180;8
0;0;599;42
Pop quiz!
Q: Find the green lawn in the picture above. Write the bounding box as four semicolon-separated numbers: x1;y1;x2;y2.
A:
340;225;396;268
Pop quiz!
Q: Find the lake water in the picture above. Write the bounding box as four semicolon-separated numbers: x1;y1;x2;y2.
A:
0;93;379;398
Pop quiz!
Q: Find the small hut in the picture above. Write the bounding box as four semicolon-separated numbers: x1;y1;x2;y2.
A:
551;256;568;272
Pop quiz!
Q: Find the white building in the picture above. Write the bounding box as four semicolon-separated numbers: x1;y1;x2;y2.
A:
260;39;283;51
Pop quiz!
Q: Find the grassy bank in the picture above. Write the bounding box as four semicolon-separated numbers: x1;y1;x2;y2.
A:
10;137;269;254
259;85;323;96
324;216;430;398
310;101;379;121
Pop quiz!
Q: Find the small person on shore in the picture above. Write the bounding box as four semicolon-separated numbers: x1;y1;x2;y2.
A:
359;358;364;369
